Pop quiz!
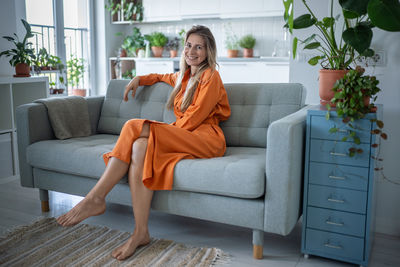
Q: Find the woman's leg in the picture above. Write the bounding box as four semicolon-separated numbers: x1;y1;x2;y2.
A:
57;123;150;227
112;136;154;260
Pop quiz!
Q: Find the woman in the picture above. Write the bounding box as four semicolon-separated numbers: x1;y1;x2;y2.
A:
57;25;231;260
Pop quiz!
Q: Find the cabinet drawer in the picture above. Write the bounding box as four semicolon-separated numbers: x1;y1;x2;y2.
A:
307;207;365;237
308;184;367;214
310;115;371;143
309;162;369;191
310;139;370;167
305;229;364;262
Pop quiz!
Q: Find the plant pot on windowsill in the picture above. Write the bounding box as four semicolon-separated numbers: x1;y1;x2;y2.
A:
243;48;254;58
151;46;164;57
169;50;177;58
72;89;87;97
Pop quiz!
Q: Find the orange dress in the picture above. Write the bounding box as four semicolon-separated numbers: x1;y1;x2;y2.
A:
103;68;231;190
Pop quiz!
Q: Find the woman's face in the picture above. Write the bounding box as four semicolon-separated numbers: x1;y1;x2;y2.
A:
184;33;207;68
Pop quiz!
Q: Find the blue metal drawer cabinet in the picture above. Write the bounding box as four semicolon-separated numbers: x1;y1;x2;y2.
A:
301;106;378;267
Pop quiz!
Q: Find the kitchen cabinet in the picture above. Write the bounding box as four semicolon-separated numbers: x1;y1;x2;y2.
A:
135;60;177;76
220;0;283;18
218;61;289;83
301;106;378;267
180;0;220;19
143;0;180;22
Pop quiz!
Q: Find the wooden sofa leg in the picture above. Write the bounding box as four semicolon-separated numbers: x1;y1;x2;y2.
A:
41;201;50;212
253;245;263;259
252;229;264;259
39;189;50;212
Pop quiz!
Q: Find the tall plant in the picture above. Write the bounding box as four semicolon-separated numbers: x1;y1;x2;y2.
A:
283;0;400;69
0;19;36;66
67;56;85;88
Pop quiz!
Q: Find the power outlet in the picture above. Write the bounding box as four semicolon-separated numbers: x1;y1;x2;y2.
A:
356;50;386;67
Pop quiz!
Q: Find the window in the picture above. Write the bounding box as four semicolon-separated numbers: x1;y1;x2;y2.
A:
25;0;92;96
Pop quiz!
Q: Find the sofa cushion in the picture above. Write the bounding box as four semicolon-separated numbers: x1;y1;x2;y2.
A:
97;80;175;135
97;80;305;148
26;135;265;199
221;83;305;147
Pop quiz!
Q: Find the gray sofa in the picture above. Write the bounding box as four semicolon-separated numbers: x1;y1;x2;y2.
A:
16;80;308;259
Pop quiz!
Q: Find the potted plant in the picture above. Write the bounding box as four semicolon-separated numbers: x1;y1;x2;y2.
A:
105;0;122;21
67;56;86;96
36;48;50;70
239;35;256;58
283;0;400;105
0;19;36;77
326;66;386;158
145;32;168;57
224;23;239;58
123;1;143;21
166;37;180;58
116;27;145;57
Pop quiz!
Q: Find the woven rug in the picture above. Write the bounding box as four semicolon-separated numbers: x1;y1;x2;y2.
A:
0;218;229;266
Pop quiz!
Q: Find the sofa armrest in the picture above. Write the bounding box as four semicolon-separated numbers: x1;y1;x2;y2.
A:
264;105;311;235
16;96;104;188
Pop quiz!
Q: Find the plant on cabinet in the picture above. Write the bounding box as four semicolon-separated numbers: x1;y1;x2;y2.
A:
67;56;86;96
283;0;400;105
145;32;168;57
166;37;180;58
239;34;256;58
116;27;145;57
0;19;36;77
325;66;386;159
224;23;239;58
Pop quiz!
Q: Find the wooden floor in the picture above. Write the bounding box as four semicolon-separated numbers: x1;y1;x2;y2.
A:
1;176;399;267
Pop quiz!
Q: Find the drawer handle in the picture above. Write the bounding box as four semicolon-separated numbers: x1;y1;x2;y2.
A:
328;175;346;180
326;220;344;226
330;152;348;157
327;198;345;203
324;243;342;250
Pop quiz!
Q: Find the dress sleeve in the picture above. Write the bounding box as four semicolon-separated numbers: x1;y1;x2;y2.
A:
174;71;222;131
139;72;178;87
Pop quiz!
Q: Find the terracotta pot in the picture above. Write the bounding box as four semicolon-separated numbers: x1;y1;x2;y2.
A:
151;46;164;57
72;89;87;97
319;69;348;106
227;49;239;58
169;50;177;58
120;49;127;57
243;48;253;58
15;63;31;77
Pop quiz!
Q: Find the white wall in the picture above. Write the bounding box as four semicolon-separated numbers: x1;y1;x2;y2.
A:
0;0;26;76
289;0;400;236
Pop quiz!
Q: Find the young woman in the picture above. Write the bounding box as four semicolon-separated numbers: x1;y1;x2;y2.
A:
57;25;231;260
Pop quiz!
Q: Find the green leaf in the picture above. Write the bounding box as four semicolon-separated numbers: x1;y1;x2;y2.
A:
343;9;360;19
342;137;348;141
293;14;317;29
342;25;373;54
354;137;361;144
329;127;338;133
292;37;298;59
368;0;400;31
303;42;320;49
339;0;368;16
325;111;330;120
308;56;321;65
322;17;335;28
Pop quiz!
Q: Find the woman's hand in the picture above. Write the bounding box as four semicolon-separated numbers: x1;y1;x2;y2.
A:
123;76;140;102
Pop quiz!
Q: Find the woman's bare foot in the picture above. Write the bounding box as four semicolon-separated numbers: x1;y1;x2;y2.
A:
56;195;106;226
112;231;151;260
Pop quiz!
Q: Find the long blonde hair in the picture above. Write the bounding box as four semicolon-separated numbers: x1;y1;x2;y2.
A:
166;25;218;111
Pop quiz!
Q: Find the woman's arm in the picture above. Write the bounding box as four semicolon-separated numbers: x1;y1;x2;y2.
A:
124;73;178;102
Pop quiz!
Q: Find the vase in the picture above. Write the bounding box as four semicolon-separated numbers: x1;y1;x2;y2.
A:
243;48;253;58
151;46;164;57
227;49;239;58
319;69;348;106
15;63;31;77
72;89;87;97
169;50;177;58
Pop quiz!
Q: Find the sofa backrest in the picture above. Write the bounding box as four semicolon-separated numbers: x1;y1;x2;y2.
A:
98;80;306;148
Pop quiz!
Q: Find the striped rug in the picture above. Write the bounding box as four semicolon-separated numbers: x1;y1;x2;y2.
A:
0;218;229;266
